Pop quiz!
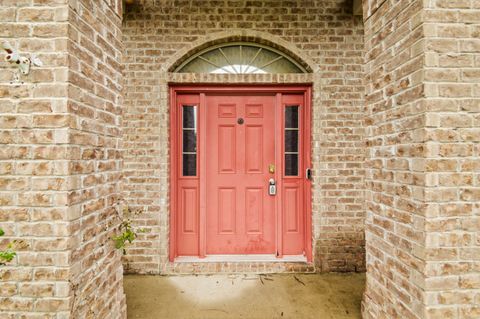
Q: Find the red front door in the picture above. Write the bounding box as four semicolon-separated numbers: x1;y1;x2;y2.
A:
170;86;312;261
206;95;276;254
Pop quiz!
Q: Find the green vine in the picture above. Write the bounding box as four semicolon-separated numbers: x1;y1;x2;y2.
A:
0;228;17;266
112;204;145;255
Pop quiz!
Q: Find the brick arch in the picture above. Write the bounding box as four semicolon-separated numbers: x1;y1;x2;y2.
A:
163;30;319;73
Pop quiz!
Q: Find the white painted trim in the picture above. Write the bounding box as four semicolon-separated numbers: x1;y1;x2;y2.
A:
175;255;307;263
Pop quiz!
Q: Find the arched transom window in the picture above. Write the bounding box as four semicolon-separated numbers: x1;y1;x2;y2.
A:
174;42;308;74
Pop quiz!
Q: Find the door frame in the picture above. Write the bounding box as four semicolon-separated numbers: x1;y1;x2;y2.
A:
169;85;312;262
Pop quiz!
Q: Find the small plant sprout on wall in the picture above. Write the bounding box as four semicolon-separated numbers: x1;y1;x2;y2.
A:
0;228;18;266
112;202;146;255
2;41;42;84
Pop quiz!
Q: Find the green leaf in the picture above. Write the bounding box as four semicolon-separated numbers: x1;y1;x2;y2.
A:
0;228;4;237
0;250;16;263
112;205;145;255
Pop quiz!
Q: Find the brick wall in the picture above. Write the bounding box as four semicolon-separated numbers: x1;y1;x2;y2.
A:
122;0;365;273
363;0;480;317
0;0;125;317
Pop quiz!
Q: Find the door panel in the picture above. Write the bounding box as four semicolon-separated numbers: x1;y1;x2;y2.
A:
182;188;197;233
245;125;263;173
245;188;263;233
218;187;236;233
285;187;299;232
218;125;236;173
206;95;276;254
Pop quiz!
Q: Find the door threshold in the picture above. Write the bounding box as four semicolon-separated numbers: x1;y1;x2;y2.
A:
175;255;307;263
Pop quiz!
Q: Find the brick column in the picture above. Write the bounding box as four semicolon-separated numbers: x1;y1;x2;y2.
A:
67;0;126;317
363;0;480;317
0;0;126;317
422;1;480;317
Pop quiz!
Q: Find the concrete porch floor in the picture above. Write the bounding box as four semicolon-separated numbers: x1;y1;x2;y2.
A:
124;273;366;319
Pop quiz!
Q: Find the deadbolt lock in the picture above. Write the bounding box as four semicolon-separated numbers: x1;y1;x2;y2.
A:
269;164;275;174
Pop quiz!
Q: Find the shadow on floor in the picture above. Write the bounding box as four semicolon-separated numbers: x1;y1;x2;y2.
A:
124;273;365;319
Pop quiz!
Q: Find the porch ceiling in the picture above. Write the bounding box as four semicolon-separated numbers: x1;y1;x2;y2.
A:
353;0;363;16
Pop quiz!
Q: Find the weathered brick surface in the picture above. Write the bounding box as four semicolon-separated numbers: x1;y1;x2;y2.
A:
0;0;125;317
363;0;480;318
122;0;365;274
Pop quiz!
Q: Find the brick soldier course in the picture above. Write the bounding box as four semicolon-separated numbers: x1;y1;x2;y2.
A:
0;0;478;318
